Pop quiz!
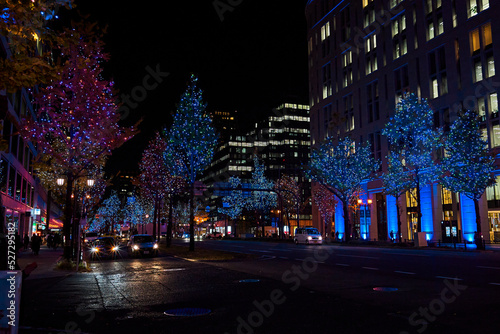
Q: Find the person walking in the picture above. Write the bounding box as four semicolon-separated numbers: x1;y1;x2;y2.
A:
24;234;30;251
53;233;60;250
31;234;41;255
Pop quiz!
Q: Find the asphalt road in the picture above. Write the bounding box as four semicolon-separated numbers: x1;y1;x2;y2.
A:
19;240;500;334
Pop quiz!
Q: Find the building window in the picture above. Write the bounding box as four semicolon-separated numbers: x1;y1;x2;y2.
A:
468;0;490;18
367;81;379;123
342;49;353;88
490;93;498;114
322;63;332;99
474;58;483;82
390;0;403;8
392;13;407;60
341;6;351;42
343;94;354;132
365;33;377;75
486;55;495;78
493;122;500;147
321;21;331;57
428;47;447;98
394;64;409;101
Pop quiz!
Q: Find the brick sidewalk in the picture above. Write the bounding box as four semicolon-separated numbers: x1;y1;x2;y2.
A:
16;245;71;279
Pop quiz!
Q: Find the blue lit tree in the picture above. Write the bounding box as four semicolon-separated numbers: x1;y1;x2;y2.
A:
307;137;378;242
219;177;246;233
382;152;414;243
164;75;218;251
382;93;442;233
96;191;122;234
276;174;301;237
312;183;337;236
440;109;496;248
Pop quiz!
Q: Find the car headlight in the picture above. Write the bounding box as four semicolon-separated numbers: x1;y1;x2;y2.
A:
307;236;312;240
133;245;139;250
153;244;158;249
112;246;119;252
318;236;322;240
91;247;98;253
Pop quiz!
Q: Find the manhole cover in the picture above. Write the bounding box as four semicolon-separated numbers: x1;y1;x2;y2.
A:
373;287;398;292
164;308;211;317
239;279;260;283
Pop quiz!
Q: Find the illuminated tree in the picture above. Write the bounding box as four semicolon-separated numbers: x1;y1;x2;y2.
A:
0;0;74;91
275;174;300;236
312;183;337;233
97;191;122;234
139;132;185;242
382;93;442;233
382;152;413;243
440;109;496;249
307;137;378;242
219;177;246;235
20;31;137;259
164;75;218;251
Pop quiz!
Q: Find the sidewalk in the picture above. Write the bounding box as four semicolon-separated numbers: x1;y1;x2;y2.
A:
16;245;71;279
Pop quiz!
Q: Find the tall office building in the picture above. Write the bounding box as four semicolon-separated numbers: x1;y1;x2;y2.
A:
306;0;500;243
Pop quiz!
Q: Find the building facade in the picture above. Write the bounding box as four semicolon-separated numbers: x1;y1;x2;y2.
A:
306;0;500;243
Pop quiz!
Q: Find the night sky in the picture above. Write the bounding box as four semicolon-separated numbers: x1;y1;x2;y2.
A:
68;1;309;172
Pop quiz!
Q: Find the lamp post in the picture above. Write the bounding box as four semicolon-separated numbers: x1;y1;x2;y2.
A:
76;179;94;270
358;198;372;240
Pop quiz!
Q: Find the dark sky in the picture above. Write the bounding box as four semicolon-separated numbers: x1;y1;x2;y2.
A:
70;1;309;172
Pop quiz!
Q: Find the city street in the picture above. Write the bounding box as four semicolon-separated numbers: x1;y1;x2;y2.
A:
19;240;500;333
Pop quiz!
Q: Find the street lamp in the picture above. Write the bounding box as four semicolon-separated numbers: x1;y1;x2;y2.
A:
57;178;65;186
358;198;372;240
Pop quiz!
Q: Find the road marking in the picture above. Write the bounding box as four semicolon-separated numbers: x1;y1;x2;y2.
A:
387;252;430;257
489;283;500;286
478;266;500;270
338;254;379;259
395;271;416;275
436;276;463;281
163;268;186;272
336;263;350;267
362;267;379;271
260;255;276;260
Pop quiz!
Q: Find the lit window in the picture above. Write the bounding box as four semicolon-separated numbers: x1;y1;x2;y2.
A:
483;23;492;46
490;93;498;112
474;59;483;82
487;56;495;78
493;123;500;147
470;29;480;53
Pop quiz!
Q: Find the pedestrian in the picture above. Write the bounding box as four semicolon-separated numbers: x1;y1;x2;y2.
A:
31;234;41;255
335;231;339;241
47;233;54;249
53;233;60;250
390;230;394;242
24;234;30;251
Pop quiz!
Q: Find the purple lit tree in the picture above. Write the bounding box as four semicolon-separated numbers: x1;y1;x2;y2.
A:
20;32;137;259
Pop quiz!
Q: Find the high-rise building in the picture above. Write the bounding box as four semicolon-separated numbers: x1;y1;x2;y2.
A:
306;0;500;243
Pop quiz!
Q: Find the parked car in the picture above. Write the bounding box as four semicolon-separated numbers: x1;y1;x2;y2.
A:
127;234;159;257
90;237;121;259
205;231;223;239
294;227;323;245
181;233;190;239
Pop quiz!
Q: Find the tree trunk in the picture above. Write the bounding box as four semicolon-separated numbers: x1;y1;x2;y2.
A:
474;197;484;250
63;173;74;260
47;189;51;232
167;195;173;247
157;198;162;243
396;197;402;243
343;201;350;242
416;173;422;233
152;199;157;241
189;183;195;251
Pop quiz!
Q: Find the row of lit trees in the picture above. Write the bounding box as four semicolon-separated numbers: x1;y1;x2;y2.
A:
0;1;139;260
308;93;496;248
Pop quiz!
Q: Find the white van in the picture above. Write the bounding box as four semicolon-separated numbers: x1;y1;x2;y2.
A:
294;227;323;245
